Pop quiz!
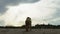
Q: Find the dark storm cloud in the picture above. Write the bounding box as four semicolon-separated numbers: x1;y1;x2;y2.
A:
0;0;40;14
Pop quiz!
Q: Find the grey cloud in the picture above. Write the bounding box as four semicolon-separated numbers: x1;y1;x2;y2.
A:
52;8;60;18
0;0;40;26
49;20;60;25
0;0;40;14
48;9;60;24
45;0;60;24
48;9;60;25
53;0;60;18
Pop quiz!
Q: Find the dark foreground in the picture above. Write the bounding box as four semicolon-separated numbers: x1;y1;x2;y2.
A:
0;28;60;34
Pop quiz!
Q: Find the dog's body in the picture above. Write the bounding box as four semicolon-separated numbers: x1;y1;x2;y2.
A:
25;17;32;31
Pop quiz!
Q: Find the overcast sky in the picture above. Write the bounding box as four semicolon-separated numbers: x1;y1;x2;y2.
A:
0;0;60;26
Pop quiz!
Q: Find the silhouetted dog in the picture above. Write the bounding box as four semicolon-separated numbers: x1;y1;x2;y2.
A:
25;17;32;31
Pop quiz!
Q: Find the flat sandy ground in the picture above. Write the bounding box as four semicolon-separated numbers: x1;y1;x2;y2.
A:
0;28;60;34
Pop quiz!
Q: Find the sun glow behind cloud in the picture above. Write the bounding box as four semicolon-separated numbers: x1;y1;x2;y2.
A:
0;0;57;26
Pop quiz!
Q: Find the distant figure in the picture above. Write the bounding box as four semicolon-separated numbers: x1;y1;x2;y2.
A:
25;17;32;31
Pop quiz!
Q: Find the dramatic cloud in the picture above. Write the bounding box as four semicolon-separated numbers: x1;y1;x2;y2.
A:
0;0;39;14
0;0;40;26
0;0;60;26
3;0;56;26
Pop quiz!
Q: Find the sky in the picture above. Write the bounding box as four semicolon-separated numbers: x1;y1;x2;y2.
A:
0;0;60;26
